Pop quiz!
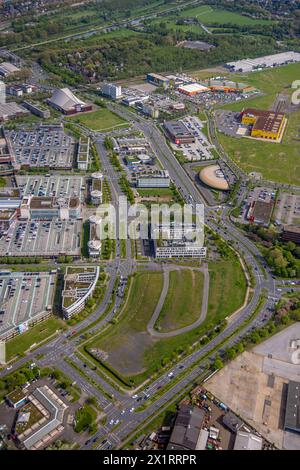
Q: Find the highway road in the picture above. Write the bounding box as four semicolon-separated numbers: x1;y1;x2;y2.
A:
0;103;285;451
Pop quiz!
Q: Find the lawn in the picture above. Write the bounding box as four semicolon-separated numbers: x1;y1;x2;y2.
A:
179;5;273;26
137;188;174;199
74;402;97;433
154;269;204;332
68;108;128;131
217;108;300;185
6;317;66;361
84;255;247;387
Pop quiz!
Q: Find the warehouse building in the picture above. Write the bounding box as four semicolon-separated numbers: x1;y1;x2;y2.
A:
233;431;263;450
0;61;20;77
0;102;29;122
247;200;273;226
282;225;300;245
47;88;92;115
226;51;300;73
146;73;170;88
284;381;300;434
178;83;209;96
164;120;195;145
167;404;205;450
241;108;286;141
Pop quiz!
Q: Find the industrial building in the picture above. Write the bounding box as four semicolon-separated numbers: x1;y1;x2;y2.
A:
62;266;100;318
112;137;150;155
284;381;300;434
247;200;274;226
204;79;255;94
233;431;263;450
163;120;195;145
226;51;300;73
137;170;170;188
19;195;81;221
0;61;20;77
167;404;205;450
0;102;29;122
101;83;122;100
178;83;209;96
47;88;92;115
282;225;300;245
241;108;286;141
146;73;170;88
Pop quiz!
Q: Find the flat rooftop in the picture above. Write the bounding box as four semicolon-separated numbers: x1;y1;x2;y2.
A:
0;271;56;340
0;220;82;257
16;175;85;201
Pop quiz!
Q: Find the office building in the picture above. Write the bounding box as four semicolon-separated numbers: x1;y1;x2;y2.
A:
101;83;122;100
20;196;81;220
22;101;50;119
167;404;205;450
62;266;100;318
137;170;170;188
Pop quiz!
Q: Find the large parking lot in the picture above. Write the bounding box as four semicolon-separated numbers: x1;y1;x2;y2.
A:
274;192;300;226
0;271;56;339
16;175;85;201
171;116;216;161
0;220;82;257
215;109;242;137
9;127;75;169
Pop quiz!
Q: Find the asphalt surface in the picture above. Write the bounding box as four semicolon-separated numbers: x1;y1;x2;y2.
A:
0;105;287;451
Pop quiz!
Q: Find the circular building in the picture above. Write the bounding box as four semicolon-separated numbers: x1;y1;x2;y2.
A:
91;172;103;181
199;164;229;191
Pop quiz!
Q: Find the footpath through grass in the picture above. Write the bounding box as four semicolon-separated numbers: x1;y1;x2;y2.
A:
84;255;247;387
154;269;204;333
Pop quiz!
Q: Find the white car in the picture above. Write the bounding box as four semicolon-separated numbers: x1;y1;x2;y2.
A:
6;366;12;371
129;407;135;413
132;394;138;399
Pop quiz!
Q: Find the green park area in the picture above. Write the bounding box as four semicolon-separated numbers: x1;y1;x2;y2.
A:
68;108;128;132
84;255;247;387
74;401;98;434
154;269;204;333
6;317;66;361
179;5;273;26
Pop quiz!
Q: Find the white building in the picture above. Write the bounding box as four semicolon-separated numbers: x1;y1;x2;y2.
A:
62;266;100;318
101;83;122;100
90;172;103;206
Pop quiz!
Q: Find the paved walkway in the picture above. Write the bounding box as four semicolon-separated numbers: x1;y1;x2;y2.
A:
147;265;209;339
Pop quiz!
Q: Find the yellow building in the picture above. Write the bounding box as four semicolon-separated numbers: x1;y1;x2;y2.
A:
241;108;286;141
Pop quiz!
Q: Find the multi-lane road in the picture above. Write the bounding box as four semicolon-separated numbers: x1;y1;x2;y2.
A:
0;103;286;450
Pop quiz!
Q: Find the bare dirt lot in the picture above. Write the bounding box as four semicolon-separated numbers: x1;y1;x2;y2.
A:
205;324;300;449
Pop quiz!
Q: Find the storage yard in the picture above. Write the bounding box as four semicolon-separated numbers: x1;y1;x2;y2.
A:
205;324;300;449
0;271;56;340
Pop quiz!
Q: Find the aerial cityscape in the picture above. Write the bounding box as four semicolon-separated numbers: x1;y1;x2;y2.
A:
0;0;299;458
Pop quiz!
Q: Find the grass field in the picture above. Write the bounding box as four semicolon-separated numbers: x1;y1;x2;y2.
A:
68;108;128;131
217;109;300;185
85;255;247;386
154;269;204;333
6;317;66;361
179;5;273;26
137;188;174;199
221;62;300;112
